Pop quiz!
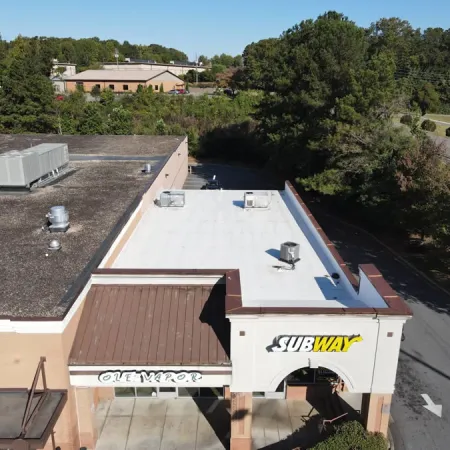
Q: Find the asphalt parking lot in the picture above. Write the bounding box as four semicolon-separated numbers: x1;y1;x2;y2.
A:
183;163;281;191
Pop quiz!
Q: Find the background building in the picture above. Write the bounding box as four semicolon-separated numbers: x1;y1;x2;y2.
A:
102;61;207;76
65;69;184;93
51;61;77;78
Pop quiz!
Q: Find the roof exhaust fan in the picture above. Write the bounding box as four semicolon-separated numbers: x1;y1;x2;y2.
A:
47;206;69;232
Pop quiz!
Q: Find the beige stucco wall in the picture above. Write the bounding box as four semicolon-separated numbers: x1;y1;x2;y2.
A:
0;139;188;449
66;78;184;93
0;293;89;450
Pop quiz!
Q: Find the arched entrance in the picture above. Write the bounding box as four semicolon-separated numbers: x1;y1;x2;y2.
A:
269;359;355;396
251;366;347;400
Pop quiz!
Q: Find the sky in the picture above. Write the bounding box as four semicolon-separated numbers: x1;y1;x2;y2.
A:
1;0;449;59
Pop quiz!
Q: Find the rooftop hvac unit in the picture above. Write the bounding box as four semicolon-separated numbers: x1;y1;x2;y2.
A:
0;143;69;188
158;190;185;207
280;242;300;264
244;191;271;209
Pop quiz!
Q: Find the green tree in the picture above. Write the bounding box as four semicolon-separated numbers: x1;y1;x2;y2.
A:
159;83;164;93
78;103;105;134
312;421;387;450
412;82;440;115
257;12;396;177
155;118;167;134
0;36;56;133
91;85;101;97
107;105;132;134
198;55;209;65
100;88;115;106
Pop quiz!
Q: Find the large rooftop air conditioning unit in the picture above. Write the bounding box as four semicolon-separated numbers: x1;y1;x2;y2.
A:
0;143;69;188
244;191;271;209
280;242;300;264
158;191;185;207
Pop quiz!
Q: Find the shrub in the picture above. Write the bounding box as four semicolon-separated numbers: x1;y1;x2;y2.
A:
400;114;412;125
446;127;450;137
421;119;437;132
311;421;388;450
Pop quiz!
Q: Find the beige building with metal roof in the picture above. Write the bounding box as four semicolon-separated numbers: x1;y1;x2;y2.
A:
66;69;185;93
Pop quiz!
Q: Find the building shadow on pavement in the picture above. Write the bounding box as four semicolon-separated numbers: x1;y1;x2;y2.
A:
258;415;324;450
193;397;231;450
258;389;358;450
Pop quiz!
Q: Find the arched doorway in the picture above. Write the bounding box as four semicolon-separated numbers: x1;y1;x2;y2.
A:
252;366;345;400
284;366;343;400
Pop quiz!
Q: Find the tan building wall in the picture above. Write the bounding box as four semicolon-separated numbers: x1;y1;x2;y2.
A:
0;298;89;450
0;140;188;450
66;78;184;93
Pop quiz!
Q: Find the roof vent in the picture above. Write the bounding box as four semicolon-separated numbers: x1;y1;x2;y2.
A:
142;163;152;174
48;239;61;251
280;242;300;264
244;191;271;209
157;190;185;207
47;206;70;232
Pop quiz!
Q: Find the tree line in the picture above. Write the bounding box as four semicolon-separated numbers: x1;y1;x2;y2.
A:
0;34;189;73
238;16;450;114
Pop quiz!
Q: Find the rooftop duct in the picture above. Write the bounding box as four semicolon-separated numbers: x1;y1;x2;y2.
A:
0;143;69;189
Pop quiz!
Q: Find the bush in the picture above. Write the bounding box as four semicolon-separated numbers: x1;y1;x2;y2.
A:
311;421;388;450
421;119;437;131
446;127;450;137
400;114;412;125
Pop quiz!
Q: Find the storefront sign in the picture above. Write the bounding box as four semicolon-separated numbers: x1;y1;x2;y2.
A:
98;370;202;384
267;335;362;353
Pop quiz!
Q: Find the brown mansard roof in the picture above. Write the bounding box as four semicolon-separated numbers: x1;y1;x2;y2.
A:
69;283;230;366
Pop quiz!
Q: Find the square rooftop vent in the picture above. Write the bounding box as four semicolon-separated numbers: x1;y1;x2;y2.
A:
244;191;271;209
158;191;185;207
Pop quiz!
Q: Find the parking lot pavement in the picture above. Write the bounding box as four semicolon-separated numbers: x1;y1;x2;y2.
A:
183;163;281;191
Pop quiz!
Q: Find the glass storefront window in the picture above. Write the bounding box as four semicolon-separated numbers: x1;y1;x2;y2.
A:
199;387;224;398
159;387;176;393
115;387;135;397
252;392;265;397
178;388;200;397
136;387;157;397
289;368;315;384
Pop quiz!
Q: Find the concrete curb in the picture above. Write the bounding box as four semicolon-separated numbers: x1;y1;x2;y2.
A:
387;424;395;450
317;210;450;298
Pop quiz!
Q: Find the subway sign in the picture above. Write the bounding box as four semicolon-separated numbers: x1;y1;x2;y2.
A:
267;335;363;353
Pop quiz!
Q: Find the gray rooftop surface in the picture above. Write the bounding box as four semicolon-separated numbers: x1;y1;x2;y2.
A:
0;134;183;156
0;135;183;319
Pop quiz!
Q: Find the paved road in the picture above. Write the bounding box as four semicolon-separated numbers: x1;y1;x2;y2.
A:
186;164;450;449
311;210;450;450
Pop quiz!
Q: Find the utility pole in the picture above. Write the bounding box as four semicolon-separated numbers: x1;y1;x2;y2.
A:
114;48;119;69
195;53;198;84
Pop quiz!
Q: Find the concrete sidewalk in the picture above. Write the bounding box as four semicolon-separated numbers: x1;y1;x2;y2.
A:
95;397;335;450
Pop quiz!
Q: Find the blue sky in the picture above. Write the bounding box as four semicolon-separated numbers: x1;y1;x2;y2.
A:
1;0;449;59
